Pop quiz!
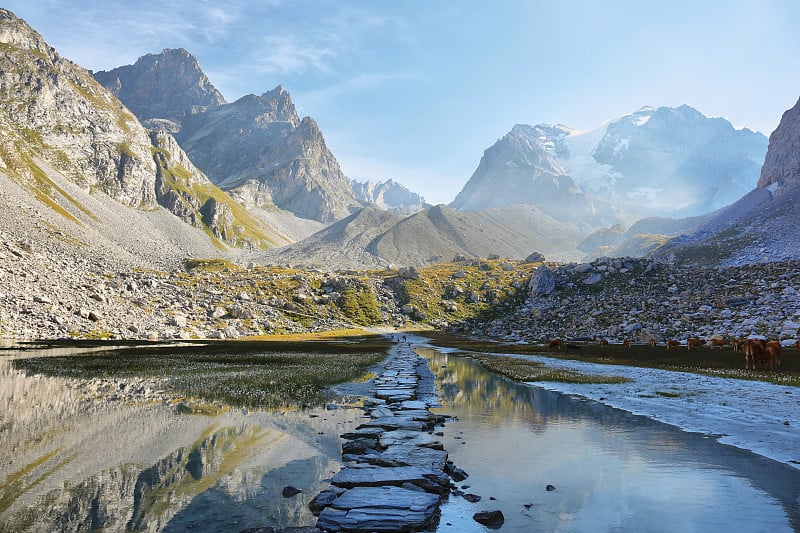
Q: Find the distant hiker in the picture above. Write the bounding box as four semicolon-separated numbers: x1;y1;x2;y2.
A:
403;335;407;343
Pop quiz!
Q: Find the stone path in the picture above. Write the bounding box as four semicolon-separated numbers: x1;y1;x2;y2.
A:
310;342;459;532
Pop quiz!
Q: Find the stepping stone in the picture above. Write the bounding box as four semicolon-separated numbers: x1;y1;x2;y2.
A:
399;400;429;410
341;426;385;440
379;444;448;471
379;430;444;450
317;486;440;532
331;466;449;494
359;417;428;432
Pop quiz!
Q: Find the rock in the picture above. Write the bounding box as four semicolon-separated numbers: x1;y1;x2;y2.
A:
307;488;344;515
525;251;545;263
317;486;440;532
222;325;240;338
583;273;602;285
528;265;555;297
281;485;302;498
473;510;505;527
463;493;481;502
546;484;556;491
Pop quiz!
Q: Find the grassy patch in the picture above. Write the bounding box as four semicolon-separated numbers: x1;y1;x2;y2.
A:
467;353;631;384
184;257;241;272
13;338;389;409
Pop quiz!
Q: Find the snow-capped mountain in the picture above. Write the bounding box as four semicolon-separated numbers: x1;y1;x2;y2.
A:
453;106;768;223
349;178;428;214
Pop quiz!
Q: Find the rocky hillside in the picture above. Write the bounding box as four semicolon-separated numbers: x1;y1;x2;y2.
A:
454;257;800;347
0;8;157;210
451;107;767;226
0;9;281;254
93;48;226;122
95;49;363;224
261;204;584;270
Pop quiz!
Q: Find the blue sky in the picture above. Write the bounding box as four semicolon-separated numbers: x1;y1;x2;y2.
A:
6;1;800;204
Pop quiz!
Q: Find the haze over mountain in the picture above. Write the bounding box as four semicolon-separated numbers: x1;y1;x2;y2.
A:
262;204;583;270
654;96;800;267
452;106;767;227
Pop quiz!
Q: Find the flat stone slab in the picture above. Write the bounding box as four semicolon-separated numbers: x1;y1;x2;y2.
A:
331;466;449;494
398;400;429;410
317;486;440;532
341;426;385;440
379;430;443;450
379;444;448;471
358;417;428;432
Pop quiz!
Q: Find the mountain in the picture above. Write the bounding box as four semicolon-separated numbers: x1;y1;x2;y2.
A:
450;124;631;232
94;51;362;224
0;8;281;266
93;48;226;122
262;204;583;270
652;97;800;267
349;178;427;214
452;106;767;226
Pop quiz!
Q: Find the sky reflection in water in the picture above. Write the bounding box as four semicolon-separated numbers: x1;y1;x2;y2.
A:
422;348;800;533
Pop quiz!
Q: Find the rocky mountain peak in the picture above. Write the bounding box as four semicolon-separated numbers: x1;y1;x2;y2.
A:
93;47;226;121
233;86;300;128
757;96;800;190
0;8;53;56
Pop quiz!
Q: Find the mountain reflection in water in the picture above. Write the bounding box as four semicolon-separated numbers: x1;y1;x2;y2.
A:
422;348;800;533
0;350;362;532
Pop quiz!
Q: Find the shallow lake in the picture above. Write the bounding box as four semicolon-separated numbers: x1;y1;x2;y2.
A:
0;344;366;532
422;347;800;532
2;343;799;532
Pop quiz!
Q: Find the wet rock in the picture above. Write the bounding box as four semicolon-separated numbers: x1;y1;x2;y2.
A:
473;510;505;527
317;486;440;532
463;493;481;502
308;488;345;515
281;485;302;498
546;484;556;491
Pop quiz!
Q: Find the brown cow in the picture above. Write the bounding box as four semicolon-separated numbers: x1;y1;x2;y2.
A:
763;346;779;371
709;338;729;349
795;340;800;349
687;338;704;350
765;340;782;368
549;338;562;350
623;339;632;348
599;339;609;347
742;339;765;370
648;338;656;348
666;340;680;349
730;339;742;352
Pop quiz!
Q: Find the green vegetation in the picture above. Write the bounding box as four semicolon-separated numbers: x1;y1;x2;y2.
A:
338;285;382;325
467;353;631;384
13;337;390;409
184;258;241;272
395;259;536;325
153;147;281;250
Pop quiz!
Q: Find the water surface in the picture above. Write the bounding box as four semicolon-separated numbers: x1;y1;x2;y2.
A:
422;348;800;532
0;344;364;532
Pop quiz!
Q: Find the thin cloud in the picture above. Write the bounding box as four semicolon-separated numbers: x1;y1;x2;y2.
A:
251;35;336;75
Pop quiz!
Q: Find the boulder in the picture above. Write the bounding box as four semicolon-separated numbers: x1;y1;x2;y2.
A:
528;265;555;297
